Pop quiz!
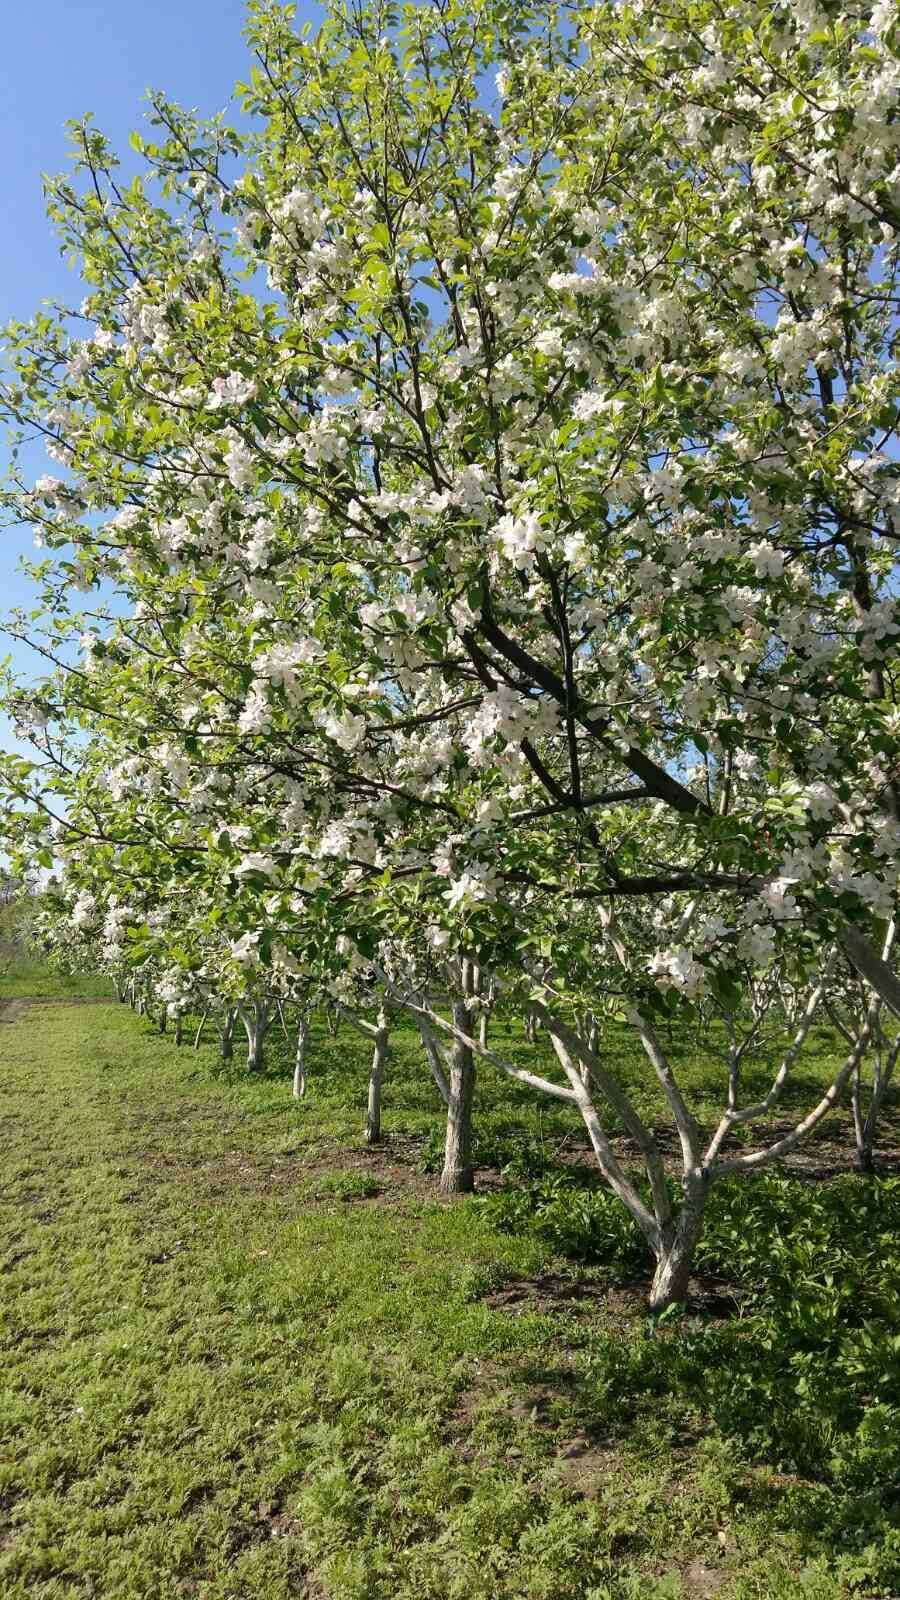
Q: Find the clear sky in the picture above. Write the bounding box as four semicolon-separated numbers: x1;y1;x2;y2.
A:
0;0;321;757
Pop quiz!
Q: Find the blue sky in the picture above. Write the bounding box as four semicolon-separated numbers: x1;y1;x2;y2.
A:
0;0;320;756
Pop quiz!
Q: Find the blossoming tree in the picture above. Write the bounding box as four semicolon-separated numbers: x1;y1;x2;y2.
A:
3;0;900;1305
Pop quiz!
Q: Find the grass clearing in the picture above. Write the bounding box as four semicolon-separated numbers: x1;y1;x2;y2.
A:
0;903;112;1000
1;997;899;1597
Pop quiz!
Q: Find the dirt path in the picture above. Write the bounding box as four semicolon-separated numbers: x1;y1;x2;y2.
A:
0;996;112;1022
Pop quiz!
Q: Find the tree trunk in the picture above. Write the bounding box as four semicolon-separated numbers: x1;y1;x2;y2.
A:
157;1009;167;1035
174;1015;183;1046
243;1002;270;1072
648;1177;709;1313
220;1007;237;1063
856;1138;875;1175
856;1075;886;1174
418;1019;450;1105
440;993;476;1194
293;1011;310;1099
193;1009;208;1049
855;1028;899;1173
364;1007;389;1143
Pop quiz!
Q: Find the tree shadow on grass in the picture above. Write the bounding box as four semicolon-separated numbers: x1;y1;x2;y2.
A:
476;1166;900;1591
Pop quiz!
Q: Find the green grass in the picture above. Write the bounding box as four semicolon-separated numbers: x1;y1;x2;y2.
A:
0;904;112;999
0;953;113;999
2;993;899;1598
311;1169;384;1200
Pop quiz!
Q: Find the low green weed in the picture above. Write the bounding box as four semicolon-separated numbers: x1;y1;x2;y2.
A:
313;1169;382;1200
482;1166;900;1584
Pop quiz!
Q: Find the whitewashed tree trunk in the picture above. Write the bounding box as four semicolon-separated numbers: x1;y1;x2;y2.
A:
546;1018;709;1311
293;1009;310;1099
241;1001;271;1072
475;970;495;1051
441;1004;476;1193
365;1006;390;1143
441;964;477;1194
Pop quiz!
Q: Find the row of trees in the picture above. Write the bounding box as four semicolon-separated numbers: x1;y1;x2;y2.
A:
2;0;899;1308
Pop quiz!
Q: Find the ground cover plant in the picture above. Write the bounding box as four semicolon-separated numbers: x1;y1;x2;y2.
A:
3;993;900;1599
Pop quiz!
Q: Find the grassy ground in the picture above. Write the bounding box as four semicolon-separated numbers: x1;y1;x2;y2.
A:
0;904;112;999
0;955;113;1000
2;995;900;1598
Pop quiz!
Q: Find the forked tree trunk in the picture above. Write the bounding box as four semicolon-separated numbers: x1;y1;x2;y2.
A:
648;1177;709;1313
364;1007;389;1142
243;1002;270;1073
293;1010;310;1099
441;993;476;1194
853;1041;899;1173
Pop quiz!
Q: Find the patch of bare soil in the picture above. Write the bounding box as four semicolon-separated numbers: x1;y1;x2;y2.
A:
556;1122;900;1181
483;1268;743;1324
0;1002;27;1024
0;996;110;1023
485;1270;618;1319
551;1430;629;1496
667;1559;728;1597
139;1131;443;1207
